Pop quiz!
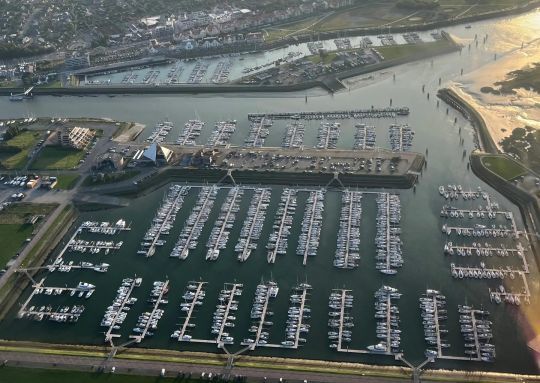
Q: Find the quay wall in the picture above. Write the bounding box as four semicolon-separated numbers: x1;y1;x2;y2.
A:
105;165;422;197
437;88;499;153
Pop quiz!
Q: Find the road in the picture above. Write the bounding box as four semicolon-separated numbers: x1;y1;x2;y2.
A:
0;350;415;383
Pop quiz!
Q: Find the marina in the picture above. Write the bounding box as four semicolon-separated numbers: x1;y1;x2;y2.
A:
171;186;218;260
206;187;243;261
235;188;271;262
354;124;376;150
146;120;174;144
130;280;169;343
176;119;204;146
206;120;237;147
139;185;189;257
334;191;362;269
67;240;122;255
457;306;495;362
375;193;403;275
172;280;206;342
444;242;525;258
102;277;142;343
282;121;305;149
316;122;340;149
267;188;297;264
389;124;414;152
2;12;540;374
297;189;325;266
244;117;271;147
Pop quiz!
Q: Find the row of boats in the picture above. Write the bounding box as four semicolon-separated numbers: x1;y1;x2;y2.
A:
244;117;271;147
267;189;297;264
459;305;495;362
316;122;340;149
207;120;237;147
235;188;271;262
177;119;204;146
171;281;206;341
354;124;376;150
67;239;122;255
440;206;502;219
79;219;129;235
171;186;218;259
334;38;352;50
211;284;243;344
438;185;489;201
139;185;189;257
328;289;353;349
367;286;402;354
450;263;507;280
100;277;142;333
421;290;449;358
247;107;409;122
211;60;232;84
50;258;109;273
146;120;174;144
389;124;414;152
444;241;521;257
282;121;305;148
131;281;169;340
334;191;362;269
206;187;243;261
187;62;209;83
442;224;517;238
166;62;184;84
297;190;325;263
375;193;403;275
281;283;311;348
21;305;85;322
243;281;279;346
490;285;527;305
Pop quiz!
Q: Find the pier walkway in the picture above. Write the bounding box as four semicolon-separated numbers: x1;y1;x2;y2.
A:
177;281;206;341
247;107;409;121
130;280;169;343
104;278;139;343
267;189;295;264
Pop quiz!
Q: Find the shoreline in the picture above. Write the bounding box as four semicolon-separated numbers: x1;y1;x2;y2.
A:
1;340;540;382
1;36;460;96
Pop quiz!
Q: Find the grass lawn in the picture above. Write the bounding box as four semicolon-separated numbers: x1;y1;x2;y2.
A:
0;203;57;225
307;52;338;65
481;155;528;181
30;146;85;170
0;131;41;169
0;366;199;383
376;40;452;61
0;224;33;267
56;174;80;189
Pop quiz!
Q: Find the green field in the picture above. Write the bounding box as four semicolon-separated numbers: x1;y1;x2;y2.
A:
376;40;451;60
0;131;41;169
0;224;33;267
481;155;528;181
0;366;199;383
0;203;57;266
56;174;81;189
30;146;85;170
263;0;531;42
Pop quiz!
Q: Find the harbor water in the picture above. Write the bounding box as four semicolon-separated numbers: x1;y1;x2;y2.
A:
1;10;540;374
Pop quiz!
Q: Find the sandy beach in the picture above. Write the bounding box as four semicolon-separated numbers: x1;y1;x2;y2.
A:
450;38;540;149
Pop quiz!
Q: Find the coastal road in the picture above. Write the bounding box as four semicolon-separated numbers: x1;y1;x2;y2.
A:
0;350;417;383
